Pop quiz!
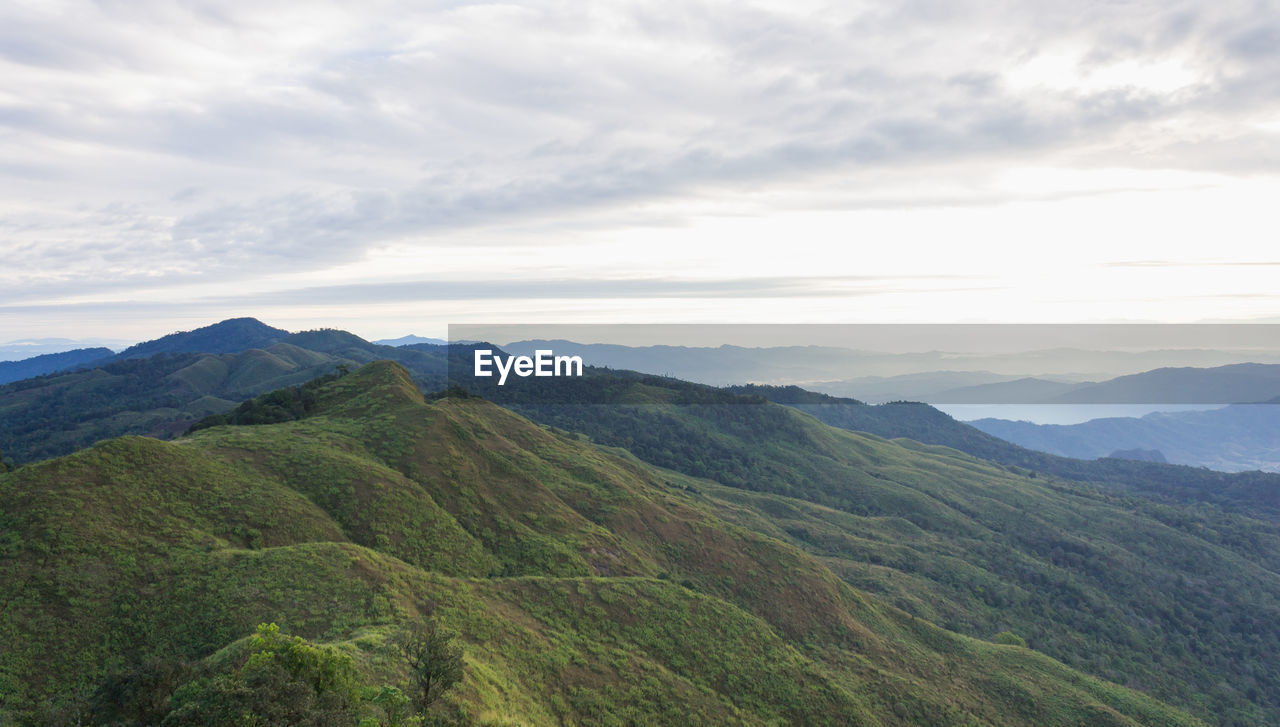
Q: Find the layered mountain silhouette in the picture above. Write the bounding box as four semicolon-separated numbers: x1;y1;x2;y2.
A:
6;319;1280;723
970;404;1280;472
929;363;1280;404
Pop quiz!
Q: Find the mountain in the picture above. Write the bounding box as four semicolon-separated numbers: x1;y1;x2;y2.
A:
0;338;128;359
969;404;1280;472
499;339;1280;386
373;334;449;347
0;348;114;385
418;370;1280;724
499;340;883;385
113;317;291;360
0;326;452;466
0;361;1208;726
726;384;1280;521
925;363;1280;405
810;371;1032;403
1052;363;1280;404
928;377;1083;404
1110;448;1168;463
0;344;352;465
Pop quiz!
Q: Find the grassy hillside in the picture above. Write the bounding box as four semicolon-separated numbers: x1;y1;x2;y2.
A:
0;362;1205;726
728;384;1280;521
436;377;1280;725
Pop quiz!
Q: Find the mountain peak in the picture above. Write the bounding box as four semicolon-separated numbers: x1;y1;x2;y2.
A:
116;318;291;360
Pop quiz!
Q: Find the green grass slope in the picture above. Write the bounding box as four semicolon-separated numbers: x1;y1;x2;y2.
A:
728;384;1280;520
467;378;1280;726
0;362;1201;727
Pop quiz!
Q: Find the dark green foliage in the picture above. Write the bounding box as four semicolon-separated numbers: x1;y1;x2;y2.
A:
160;624;362;726
0;347;114;385
190;366;351;432
400;620;464;713
993;631;1027;648
113;318;290;360
0;353;205;463
90;658;195;726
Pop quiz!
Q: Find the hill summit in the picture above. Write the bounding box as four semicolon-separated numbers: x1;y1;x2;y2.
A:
114;317;291;360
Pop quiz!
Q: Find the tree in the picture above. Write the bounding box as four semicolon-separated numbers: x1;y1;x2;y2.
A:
0;448;10;473
162;623;361;726
399;620;464;714
90;658;194;726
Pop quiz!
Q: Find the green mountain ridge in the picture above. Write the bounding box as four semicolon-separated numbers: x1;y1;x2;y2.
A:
0;330;453;465
112;318;292;360
0;348;116;385
726;384;1280;522
447;377;1280;724
1;361;1210;726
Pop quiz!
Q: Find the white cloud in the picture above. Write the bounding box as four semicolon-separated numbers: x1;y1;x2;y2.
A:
2;0;1280;338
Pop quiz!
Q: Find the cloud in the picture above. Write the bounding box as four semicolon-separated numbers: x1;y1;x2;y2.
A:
2;0;1279;313
0;274;989;309
1103;260;1280;268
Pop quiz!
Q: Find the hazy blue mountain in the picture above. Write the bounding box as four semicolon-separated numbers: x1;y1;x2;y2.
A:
113;317;291;360
0;338;127;359
1110;448;1168;463
971;404;1280;472
929;363;1280;405
928;377;1082;403
808;370;1029;403
0;348;114;384
1052;363;1280;404
373;334;448;346
501;339;1280;386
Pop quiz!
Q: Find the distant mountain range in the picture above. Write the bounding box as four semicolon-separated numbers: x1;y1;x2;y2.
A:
809;370;1048;403
3;315;1277;490
0;318;450;465
970;404;1280;472
373;334;449;347
930;363;1280;404
0;337;128;360
0;347;115;385
501;338;1280;386
0;318;295;385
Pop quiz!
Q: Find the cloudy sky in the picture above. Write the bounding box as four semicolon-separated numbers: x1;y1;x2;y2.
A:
3;0;1280;343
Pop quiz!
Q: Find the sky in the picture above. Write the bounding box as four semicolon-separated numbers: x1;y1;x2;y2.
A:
3;0;1280;344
